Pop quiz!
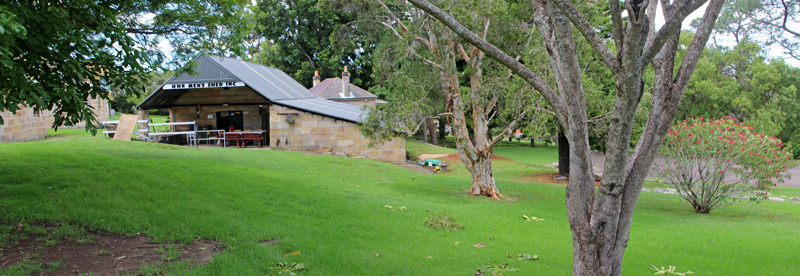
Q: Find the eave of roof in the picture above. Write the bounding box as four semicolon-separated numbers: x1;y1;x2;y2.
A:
136;55;365;123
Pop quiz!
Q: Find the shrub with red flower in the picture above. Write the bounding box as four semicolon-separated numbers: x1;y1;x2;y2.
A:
655;117;792;213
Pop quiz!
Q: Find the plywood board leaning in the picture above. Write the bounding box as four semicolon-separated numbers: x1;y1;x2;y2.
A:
113;114;137;141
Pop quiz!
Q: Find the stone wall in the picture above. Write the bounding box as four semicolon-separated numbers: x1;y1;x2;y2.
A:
0;105;54;142
68;97;110;128
170;105;264;131
270;104;405;163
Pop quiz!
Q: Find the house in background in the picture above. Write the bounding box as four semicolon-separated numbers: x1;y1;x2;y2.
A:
136;55;404;162
309;68;384;108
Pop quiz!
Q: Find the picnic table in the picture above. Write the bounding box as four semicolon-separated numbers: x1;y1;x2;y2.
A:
221;130;266;148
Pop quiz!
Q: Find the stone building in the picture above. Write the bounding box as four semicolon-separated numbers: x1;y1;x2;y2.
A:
309;69;384;108
0;106;54;142
0;98;110;143
137;55;404;163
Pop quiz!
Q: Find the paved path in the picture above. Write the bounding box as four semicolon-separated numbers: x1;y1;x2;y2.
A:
588;153;800;188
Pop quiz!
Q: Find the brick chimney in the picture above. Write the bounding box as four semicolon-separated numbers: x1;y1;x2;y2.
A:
342;66;351;97
312;70;321;87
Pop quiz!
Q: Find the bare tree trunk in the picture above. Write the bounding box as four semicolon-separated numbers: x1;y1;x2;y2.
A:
428;119;438;145
421;120;429;143
530;138;536;147
469;152;500;198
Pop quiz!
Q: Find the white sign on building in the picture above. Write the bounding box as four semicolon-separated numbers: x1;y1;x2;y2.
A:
163;81;245;90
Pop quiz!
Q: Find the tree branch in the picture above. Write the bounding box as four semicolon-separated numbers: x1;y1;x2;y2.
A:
377;0;409;33
609;0;625;53
674;0;724;92
407;0;567;125
642;0;710;63
780;0;800;37
490;108;532;147
456;42;471;62
551;0;620;75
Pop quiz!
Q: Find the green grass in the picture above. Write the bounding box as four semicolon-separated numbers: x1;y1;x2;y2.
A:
493;140;559;172
405;139;456;158
1;132;799;275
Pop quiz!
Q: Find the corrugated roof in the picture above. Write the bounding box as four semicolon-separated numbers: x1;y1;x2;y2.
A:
137;55;365;123
274;98;365;122
169;55;239;83
309;78;379;100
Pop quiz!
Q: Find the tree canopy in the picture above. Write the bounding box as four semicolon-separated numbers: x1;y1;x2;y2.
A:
0;0;253;130
254;0;376;88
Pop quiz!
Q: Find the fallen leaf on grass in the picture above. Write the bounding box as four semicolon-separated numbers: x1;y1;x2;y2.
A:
425;256;432;259
507;252;539;261
454;241;460;245
649;265;694;275
374;252;381;258
474;243;486;248
521;215;545;222
384;205;408;211
283;251;301;256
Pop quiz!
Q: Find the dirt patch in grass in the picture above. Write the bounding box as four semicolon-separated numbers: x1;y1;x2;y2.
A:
521;172;601;186
0;224;220;275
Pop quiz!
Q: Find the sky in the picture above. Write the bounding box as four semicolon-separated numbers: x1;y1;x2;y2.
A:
653;2;800;67
152;3;798;68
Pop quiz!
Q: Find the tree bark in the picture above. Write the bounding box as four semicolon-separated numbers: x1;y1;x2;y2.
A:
421;119;429;143
428;118;439;145
469;151;500;198
558;130;570;176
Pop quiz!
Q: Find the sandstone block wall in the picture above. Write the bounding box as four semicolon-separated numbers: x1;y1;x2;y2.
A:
171;105;264;131
270;104;405;163
0;105;54;142
68;97;110;128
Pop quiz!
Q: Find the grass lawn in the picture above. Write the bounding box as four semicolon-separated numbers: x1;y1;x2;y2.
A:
1;131;799;275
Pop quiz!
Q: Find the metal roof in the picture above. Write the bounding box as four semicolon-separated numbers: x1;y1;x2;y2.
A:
273;98;365;122
137;55;365;123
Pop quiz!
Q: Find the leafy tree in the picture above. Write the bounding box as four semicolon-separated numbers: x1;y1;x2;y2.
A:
0;0;253;131
678;40;800;156
357;0;534;199
408;0;724;274
655;117;792;213
709;0;800;61
255;0;375;88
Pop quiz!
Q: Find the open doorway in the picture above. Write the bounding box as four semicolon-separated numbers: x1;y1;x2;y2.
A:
216;111;243;131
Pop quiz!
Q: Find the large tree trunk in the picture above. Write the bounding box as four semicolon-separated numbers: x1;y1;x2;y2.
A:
468;152;500;198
